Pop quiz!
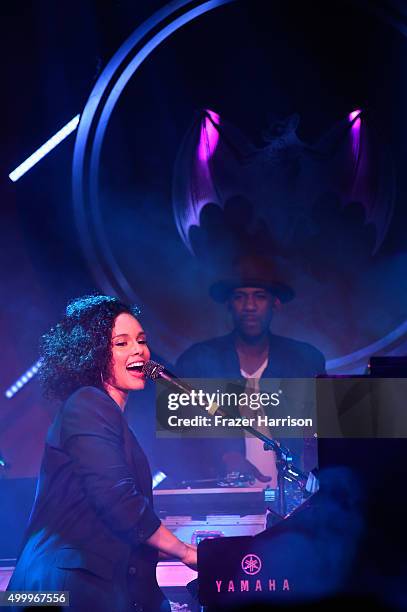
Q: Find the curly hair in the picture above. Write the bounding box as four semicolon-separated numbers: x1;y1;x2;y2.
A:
39;295;140;400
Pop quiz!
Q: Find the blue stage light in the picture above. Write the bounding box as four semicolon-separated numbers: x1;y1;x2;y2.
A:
152;471;167;489
4;359;43;399
9;115;80;182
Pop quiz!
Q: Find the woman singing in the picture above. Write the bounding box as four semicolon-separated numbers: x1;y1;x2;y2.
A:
8;295;197;611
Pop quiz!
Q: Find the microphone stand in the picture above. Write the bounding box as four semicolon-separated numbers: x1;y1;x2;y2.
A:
145;361;309;518
227;421;308;518
263;439;310;518
208;402;308;518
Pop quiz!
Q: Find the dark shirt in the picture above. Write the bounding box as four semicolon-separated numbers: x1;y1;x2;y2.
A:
176;331;326;379
163;332;326;480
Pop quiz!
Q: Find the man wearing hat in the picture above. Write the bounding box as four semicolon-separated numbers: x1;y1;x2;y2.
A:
175;255;326;485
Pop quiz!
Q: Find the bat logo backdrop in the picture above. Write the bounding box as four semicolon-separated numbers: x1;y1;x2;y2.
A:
72;0;407;371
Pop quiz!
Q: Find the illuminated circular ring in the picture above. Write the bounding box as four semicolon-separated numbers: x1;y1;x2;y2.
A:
72;0;235;306
72;0;407;369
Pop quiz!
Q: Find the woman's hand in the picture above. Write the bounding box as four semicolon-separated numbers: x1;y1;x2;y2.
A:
146;524;197;570
157;542;197;569
180;543;197;570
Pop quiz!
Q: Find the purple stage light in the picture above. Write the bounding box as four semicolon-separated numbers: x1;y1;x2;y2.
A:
349;109;362;122
349;109;362;161
198;109;220;161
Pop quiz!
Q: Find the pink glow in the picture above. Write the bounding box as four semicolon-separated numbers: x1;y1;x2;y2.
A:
349;109;361;160
198;109;220;161
349;109;362;122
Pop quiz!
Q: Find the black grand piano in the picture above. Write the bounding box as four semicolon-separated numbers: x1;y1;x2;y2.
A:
196;441;406;610
194;368;407;610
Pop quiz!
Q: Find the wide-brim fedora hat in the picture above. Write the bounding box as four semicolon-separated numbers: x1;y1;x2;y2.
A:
209;255;295;303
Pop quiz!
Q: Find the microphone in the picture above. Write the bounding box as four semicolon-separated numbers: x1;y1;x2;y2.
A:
142;360;223;416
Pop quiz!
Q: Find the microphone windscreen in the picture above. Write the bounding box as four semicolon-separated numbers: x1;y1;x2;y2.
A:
142;360;165;380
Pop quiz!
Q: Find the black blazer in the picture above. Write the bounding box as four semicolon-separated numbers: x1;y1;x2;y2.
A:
8;386;167;612
175;331;326;379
